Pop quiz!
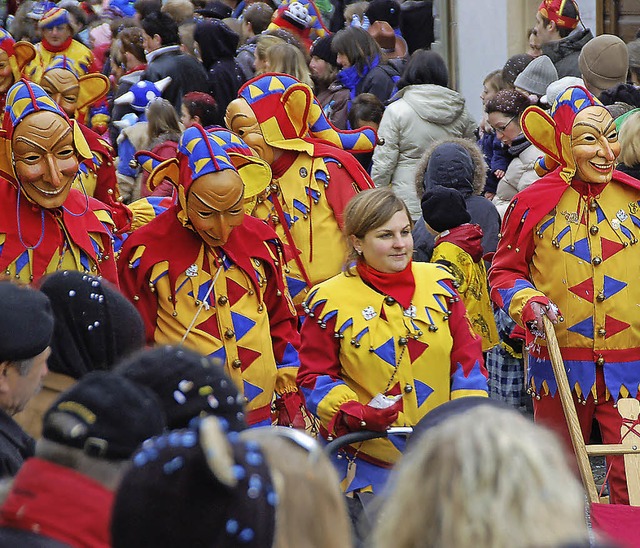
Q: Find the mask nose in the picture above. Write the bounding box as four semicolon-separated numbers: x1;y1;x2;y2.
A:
44;154;63;188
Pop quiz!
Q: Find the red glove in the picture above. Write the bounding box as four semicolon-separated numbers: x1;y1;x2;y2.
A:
274;391;306;429
333;399;401;437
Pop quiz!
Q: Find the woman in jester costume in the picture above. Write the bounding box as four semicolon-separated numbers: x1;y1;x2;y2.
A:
225;73;376;312
297;188;488;493
118;125;305;427
0;79;118;285
490;85;640;504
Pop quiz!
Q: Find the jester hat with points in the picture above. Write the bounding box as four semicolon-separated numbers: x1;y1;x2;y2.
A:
521;85;604;184
0;79;92;182
135;125;272;223
233;72;377;155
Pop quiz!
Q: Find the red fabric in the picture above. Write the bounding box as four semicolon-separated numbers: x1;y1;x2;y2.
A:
533;367;629;505
0;457;113;548
0;179;118;285
356;260;415;309
436;223;484;263
273;391;306;428
333;399;401;436
140;141;178;199
41;36;74;53
270;150;298;178
591;503;640;547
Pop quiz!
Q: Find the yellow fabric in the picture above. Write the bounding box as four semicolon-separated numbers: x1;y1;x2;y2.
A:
252;152;346;306
306;262;460;465
27;39;93;83
135;243;295;412
431;241;499;351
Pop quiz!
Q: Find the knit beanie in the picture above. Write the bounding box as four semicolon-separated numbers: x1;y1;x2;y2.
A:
310;35;338;67
628;39;640;70
514;55;558;97
423;141;475;196
0;281;53;362
364;0;401;28
421;186;470;233
116;345;248;432
541;75;584;106
579;34;629;92
39;270;145;379
502;54;534;87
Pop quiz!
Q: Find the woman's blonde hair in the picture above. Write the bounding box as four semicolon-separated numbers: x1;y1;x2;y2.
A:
255;35;286;67
618;110;640;167
373;405;589;548
240;428;353;548
343;188;413;271
146;98;182;144
265;42;313;87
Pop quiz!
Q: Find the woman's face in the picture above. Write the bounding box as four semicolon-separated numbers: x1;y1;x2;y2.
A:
352;210;413;273
480;84;496;105
336;52;350;68
488;111;521;146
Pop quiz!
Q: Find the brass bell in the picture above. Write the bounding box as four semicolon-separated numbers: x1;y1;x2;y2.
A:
232;359;242;369
597;328;606;337
384;296;396;305
590;225;599;235
589;200;598;211
596;356;605;366
225;328;235;339
404;384;413;393
596;292;605;302
592;256;602;266
218;295;228;305
398;337;408;346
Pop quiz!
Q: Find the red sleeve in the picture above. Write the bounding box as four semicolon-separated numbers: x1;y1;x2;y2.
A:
324;159;374;230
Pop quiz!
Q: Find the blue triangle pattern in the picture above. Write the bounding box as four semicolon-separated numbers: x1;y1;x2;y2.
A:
197;280;213;304
603;275;627;299
414;379;434;408
210;346;226;363
286;276;307;298
567;316;594;339
563;238;590;263
231;311;256;341
373;337;396;367
243;380;264;403
79;250;90;271
15;250;29;274
595;204;606;223
388;434;406;454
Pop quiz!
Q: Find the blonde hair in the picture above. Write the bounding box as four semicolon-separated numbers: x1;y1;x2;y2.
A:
343;188;412;271
373;406;589;548
618;110;640;166
265;43;313;87
240;428;353;548
255;34;286;66
483;69;506;94
146;98;182;143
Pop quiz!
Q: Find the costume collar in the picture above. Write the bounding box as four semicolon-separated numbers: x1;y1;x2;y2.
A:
270;150;297;178
145;45;180;63
0;457;113;548
42;36;73;53
356;260;415;309
436;223;484;263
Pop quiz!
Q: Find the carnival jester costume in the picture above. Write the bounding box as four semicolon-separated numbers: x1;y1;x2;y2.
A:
489;86;640;504
0;80;118;285
0;30;36;112
118;126;304;427
225;73;376;310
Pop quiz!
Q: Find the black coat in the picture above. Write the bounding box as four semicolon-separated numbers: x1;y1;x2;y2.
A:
0;408;34;477
141;47;209;112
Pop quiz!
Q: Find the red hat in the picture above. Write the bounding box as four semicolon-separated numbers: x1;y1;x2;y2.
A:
538;0;579;30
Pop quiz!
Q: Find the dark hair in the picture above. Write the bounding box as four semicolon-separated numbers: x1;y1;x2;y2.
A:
183;91;221;126
485;89;531;117
242;2;274;35
141;11;180;46
364;0;401;28
348;93;384;128
539;0;579;38
332;26;384;75
398;49;448;89
119;26;146;64
135;0;162;19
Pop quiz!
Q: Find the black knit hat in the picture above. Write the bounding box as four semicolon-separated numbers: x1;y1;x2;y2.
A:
111;417;277;548
116;345;247;432
421;186;470;233
0;281;53;361
39;271;145;379
310;35;338;68
364;0;401;28
502;53;534;87
42;371;166;460
423;141;475;194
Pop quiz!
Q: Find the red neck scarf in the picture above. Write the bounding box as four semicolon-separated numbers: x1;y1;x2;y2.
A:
125;64;147;75
42;36;74;53
0;457;113;548
356;260;415;309
270;150;298;178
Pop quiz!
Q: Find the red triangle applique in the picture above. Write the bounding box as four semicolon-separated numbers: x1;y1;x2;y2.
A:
196;313;221;339
568;278;594;303
226;278;248;307
379;307;387;321
236;346;262;371
386;382;401;397
406;337;429;363
601;238;625;262
604;315;630;339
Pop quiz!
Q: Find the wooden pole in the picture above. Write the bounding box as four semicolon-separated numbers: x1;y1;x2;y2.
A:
543;316;600;503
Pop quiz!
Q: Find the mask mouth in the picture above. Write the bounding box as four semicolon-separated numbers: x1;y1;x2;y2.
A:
32;183;68;196
588;161;614;172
